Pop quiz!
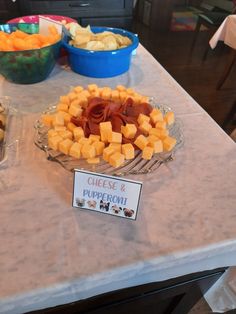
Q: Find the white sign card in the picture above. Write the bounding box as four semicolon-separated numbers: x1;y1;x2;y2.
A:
72;170;142;220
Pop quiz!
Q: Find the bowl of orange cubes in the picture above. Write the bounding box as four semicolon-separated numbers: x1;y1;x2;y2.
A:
0;23;62;84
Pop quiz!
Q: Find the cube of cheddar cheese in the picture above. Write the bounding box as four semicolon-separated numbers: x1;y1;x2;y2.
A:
103;146;115;162
164;111;175;125
108;131;122;144
89;134;100;143
92;141;105;155
0;129;4;142
149;128;160;137
162;136;176;152
73;127;84;140
137;113;150;125
122;143;135;159
87;84;98;92
111;90;120;101
79;137;91;145
108;143;121;153
74;85;84;93
155;120;167;130
116;85;126;91
121;124;137;139
67;122;77;132
52;112;64;127
142;146;154;160
57;103;68;112
69;104;82;118
119;91;127;102
60;95;70;105
81;144;96;159
100;121;112;142
140;96;149;103
147;134;159;143
54;126;66;132
156;129;169;139
48;129;58;137
126;87;135;95
90;90;100;98
87;157;100;164
80;90;90;99
149;128;169;139
132;93;142;105
68;92;78;101
148;139;163;153
101;87;112;100
109;152;125;168
58;130;73;140
58;111;72;125
42;114;53;127
139;121;152;135
100;121;112;132
48;135;63;151
70;99;81;107
150;108;163;124
134;135;148;150
59;138;73;155
69;142;82;159
77;96;88;108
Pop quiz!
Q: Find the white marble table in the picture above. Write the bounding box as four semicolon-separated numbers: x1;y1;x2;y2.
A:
0;45;236;314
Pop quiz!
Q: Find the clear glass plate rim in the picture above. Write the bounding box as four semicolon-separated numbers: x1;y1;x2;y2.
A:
34;101;184;175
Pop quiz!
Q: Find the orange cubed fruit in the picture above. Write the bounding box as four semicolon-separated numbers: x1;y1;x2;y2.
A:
14;30;28;39
13;38;27;50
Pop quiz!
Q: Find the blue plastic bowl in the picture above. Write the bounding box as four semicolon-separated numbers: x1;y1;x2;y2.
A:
62;27;139;78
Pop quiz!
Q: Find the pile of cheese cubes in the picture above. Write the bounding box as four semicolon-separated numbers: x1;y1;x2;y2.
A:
134;110;176;160
41;84;176;168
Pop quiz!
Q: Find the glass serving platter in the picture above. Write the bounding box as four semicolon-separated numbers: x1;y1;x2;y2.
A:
34;101;184;176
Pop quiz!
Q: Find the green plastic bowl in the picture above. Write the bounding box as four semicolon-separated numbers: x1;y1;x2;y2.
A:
0;23;61;84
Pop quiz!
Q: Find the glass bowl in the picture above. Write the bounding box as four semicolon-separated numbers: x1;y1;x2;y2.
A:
0;23;61;84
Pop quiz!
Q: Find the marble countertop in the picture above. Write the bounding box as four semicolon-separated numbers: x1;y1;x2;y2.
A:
0;45;236;314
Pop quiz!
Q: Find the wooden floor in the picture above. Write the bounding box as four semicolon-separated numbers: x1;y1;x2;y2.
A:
132;21;236;135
